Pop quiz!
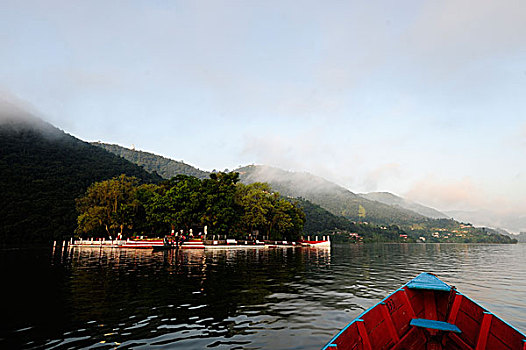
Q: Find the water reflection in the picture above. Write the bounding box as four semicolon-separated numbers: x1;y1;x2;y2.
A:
0;244;524;349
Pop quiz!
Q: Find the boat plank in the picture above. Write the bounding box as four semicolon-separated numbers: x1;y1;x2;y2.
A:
455;297;485;348
391;327;427;350
424;290;438;321
475;312;492;350
356;320;372;350
380;302;400;343
389;291;414;337
401;288;418;318
446;333;474;350
328;322;362;350
447;294;463;324
485;315;526;350
361;305;396;349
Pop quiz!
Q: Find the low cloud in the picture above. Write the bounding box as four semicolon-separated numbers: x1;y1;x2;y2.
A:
405;177;487;212
0;90;62;139
405;175;526;216
521;123;526;148
0;90;41;123
361;163;401;192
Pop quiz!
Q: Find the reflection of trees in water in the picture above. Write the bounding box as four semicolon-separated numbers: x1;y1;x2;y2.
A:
58;247;332;343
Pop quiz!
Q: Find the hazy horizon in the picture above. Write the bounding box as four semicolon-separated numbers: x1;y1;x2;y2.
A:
2;0;526;232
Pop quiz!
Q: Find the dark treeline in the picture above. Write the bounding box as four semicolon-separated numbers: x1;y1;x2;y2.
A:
76;173;305;241
0;120;160;246
92;142;211;180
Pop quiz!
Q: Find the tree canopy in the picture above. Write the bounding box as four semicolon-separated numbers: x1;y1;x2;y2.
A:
75;173;306;240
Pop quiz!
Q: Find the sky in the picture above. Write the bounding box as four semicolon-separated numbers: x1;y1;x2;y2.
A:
2;0;526;223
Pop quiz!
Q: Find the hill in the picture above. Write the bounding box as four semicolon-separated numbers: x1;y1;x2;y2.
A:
93;146;431;227
293;197;355;235
359;192;449;219
92;142;210;179
294;197;414;242
0;103;161;245
78;145;516;243
236;165;430;226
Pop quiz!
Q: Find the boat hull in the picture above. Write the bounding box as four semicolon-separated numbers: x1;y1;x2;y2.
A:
323;273;525;350
181;239;205;249
299;240;330;247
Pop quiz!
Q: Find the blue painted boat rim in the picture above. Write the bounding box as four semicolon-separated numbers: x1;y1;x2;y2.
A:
321;272;526;349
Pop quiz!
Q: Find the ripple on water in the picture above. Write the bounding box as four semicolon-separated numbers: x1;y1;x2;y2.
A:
1;244;525;349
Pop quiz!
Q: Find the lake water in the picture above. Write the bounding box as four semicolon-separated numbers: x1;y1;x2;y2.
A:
1;243;525;349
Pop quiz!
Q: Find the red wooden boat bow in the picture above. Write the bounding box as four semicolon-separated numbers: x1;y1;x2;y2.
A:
322;273;525;350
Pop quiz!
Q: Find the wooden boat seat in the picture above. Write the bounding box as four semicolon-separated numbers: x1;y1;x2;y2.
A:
410;318;461;333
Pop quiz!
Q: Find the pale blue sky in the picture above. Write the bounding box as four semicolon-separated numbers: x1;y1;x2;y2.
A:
2;0;526;218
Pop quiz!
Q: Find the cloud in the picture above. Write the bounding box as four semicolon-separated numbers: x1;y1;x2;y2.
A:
0;90;41;122
405;175;526;217
402;0;526;73
240;126;365;188
405;177;486;212
361;163;401;192
521;124;526;148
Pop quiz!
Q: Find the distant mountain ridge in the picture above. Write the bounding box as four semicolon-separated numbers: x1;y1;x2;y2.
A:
359;192;449;219
92;142;210;179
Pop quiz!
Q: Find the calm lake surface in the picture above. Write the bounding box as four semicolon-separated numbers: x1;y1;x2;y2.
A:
1;243;525;349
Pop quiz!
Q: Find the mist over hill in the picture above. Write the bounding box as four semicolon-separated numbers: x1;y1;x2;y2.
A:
0;104;161;245
445;209;525;235
359;192;449;219
236;165;429;226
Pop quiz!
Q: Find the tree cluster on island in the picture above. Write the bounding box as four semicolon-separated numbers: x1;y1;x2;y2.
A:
76;172;305;241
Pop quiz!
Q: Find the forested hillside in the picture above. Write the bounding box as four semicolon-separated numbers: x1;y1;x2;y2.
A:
237;165;429;226
0;112;161;245
295;198;355;235
93;142;210;179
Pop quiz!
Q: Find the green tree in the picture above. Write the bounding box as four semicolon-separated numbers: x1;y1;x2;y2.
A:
201;172;241;236
134;183;162;235
142;175;203;234
235;182;273;239
76;175;139;237
358;204;366;219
